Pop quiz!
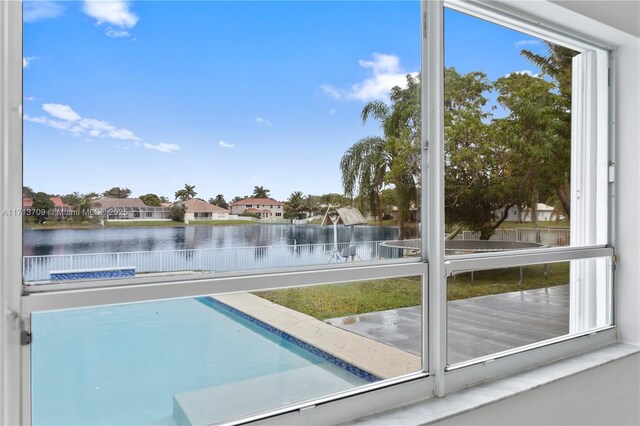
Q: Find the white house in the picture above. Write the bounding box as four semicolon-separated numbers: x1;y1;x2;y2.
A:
183;198;230;222
229;197;284;219
501;203;565;222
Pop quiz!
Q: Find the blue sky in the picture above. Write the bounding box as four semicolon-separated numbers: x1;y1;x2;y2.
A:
23;1;547;202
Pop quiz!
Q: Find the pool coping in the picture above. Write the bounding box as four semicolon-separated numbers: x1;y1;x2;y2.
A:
208;293;422;380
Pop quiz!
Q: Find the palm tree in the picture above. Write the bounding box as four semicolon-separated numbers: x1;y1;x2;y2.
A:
209;194;229;209
175;184;196;201
340;136;388;222
303;194;320;217
252;186;270;199
286;191;305;219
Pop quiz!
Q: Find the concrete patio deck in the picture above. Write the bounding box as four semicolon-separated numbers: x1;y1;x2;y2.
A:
326;284;569;365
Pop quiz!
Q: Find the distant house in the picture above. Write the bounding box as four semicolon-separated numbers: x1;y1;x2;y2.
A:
23;196;72;218
183;199;230;222
501;203;565;222
93;197;170;221
229;197;284;219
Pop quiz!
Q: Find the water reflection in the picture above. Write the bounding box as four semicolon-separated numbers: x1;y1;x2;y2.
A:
24;224;415;256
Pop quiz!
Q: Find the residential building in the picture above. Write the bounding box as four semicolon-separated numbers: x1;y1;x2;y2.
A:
23;196;72;218
501;203;565;222
92;197;170;221
183;198;230;222
229;197;284;219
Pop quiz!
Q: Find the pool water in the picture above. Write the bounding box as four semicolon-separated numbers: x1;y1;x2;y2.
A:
32;298;367;425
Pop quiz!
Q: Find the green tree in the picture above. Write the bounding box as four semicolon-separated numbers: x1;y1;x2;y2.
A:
231;195;246;203
340;136;387;222
443;68;516;239
139;193;162;206
520;43;577;217
174;184;197;201
103;187;132;198
285;191;305;219
303;195;320;217
209;194;229;210
31;192;54;223
168;203;186;222
252;186;271;199
23;186;35;198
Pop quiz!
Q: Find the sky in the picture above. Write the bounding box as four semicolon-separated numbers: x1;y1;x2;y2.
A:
23;0;548;202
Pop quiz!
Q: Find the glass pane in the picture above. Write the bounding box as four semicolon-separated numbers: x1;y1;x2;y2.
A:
443;8;607;255
22;0;421;285
32;276;423;425
447;258;611;366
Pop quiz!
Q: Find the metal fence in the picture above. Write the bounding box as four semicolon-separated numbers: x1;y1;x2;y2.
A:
451;228;570;247
23;240;388;282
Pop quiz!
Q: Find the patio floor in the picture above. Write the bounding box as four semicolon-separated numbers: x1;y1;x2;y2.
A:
325;284;570;365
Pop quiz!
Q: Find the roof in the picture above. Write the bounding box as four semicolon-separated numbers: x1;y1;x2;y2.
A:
230;197;283;206
92;197;169;213
23;197;70;209
321;206;367;226
93;197;147;209
184;198;229;213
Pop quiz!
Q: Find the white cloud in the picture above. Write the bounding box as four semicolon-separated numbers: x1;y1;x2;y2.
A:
43;103;81;122
515;39;542;47
143;143;180;154
219;140;235;148
105;28;131;38
505;70;541;78
26;103;140;141
24;96;35;102
23;1;64;23
83;0;139;28
23;57;36;69
256;117;271;126
321;53;417;102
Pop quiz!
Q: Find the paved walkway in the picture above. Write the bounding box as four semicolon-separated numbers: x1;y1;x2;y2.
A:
213;293;421;379
326;285;569;365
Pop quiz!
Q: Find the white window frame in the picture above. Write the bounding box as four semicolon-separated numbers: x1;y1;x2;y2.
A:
0;1;617;425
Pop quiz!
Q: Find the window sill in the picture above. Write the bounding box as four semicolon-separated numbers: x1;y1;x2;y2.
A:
343;343;640;425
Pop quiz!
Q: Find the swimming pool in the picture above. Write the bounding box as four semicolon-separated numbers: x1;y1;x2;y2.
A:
32;297;369;425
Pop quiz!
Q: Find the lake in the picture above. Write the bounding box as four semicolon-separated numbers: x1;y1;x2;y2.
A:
23;224;416;257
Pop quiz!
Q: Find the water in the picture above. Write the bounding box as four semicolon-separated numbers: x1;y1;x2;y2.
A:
24;224;410;256
32;297;368;425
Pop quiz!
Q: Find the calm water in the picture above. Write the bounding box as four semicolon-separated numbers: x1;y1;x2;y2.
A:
24;224;413;256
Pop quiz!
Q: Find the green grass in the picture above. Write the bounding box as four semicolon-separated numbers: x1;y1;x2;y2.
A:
188;220;257;226
104;220;185;228
254;276;422;320
255;263;569;320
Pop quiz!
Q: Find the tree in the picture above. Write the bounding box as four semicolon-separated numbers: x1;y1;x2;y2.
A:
31;192;53;223
61;192;83;207
443;68;517;239
493;72;567;228
303;195;320;217
103;187;132;198
23;186;35;198
168;203;185;222
252;186;270;198
285;191;305;219
175;184;197;201
209;194;229;210
342;74;421;239
231;195;246;203
520;43;577;217
340;136;387;222
139;193;162;206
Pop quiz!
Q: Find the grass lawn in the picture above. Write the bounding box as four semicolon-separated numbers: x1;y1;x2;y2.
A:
188;220;257;226
497;221;569;229
24;222;102;230
105;220;185;228
255;263;569;320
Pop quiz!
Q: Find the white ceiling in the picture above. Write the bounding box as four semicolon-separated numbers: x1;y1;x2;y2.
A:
550;1;640;37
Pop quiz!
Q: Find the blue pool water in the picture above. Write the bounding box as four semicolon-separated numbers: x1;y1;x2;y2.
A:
32;298;368;425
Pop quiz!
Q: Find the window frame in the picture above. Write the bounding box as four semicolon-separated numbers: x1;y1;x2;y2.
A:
0;1;618;425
